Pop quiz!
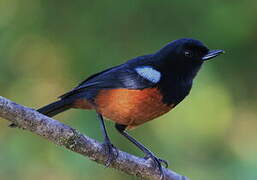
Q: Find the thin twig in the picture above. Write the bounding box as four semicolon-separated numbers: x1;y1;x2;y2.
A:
0;96;190;180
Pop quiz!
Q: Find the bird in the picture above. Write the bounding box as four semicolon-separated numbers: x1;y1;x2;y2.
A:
36;38;224;177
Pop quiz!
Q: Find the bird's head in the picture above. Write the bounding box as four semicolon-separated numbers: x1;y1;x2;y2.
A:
155;38;224;78
157;38;224;64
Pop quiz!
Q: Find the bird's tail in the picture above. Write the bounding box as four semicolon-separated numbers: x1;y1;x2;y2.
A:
37;99;73;117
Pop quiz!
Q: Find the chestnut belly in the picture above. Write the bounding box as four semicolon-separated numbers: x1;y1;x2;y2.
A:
95;88;174;129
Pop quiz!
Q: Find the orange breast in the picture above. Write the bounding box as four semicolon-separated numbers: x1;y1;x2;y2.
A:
95;88;174;129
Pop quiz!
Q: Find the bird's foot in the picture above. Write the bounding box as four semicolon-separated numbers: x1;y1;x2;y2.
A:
8;123;18;128
144;152;168;179
102;140;118;167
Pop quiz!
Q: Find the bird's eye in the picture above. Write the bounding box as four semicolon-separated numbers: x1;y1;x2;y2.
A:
184;50;193;58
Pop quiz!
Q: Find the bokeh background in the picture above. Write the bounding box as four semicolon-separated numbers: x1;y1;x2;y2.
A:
0;0;257;180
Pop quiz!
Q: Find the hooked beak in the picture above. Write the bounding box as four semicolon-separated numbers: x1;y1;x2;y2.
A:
202;50;225;61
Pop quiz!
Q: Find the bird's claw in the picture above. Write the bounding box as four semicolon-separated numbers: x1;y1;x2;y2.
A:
144;153;168;179
158;158;169;168
102;141;118;167
8;123;18;128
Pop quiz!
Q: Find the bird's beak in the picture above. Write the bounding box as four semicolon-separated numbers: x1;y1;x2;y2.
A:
202;50;225;61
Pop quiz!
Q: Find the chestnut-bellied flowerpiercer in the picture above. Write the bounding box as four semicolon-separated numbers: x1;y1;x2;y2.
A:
37;38;224;177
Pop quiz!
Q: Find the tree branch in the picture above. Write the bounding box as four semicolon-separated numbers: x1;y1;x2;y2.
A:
0;96;190;180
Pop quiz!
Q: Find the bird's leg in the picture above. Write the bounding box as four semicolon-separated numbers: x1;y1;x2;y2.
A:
97;113;118;166
115;123;168;179
8;123;18;128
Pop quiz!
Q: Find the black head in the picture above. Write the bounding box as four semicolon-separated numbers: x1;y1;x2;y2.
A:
154;38;224;80
157;38;224;64
154;38;224;105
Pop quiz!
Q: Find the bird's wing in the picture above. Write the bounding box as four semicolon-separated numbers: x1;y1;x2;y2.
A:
59;58;156;99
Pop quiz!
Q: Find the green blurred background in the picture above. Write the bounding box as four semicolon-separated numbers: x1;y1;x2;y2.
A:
0;0;257;180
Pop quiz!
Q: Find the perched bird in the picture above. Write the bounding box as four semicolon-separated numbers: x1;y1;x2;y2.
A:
37;38;224;177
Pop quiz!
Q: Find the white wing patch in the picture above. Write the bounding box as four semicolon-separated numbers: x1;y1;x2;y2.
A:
135;66;161;83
